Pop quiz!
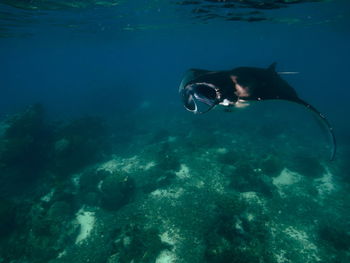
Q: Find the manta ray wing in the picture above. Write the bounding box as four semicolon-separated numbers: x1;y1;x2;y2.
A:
230;65;336;160
179;69;213;92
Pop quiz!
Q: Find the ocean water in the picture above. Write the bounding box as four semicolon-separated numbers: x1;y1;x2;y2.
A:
0;0;350;262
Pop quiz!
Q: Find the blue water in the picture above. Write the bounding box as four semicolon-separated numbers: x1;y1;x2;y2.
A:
1;1;349;120
1;1;350;262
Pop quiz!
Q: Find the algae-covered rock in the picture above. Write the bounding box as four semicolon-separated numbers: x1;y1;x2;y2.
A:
260;155;284;177
80;169;108;193
319;224;350;251
0;198;17;238
288;155;325;178
31;200;77;237
156;142;180;172
108;225;171;263
21;199;79;262
100;173;135;210
79;169;109;206
204;193;271;263
141;167;176;194
230;163;273;196
53;116;111;177
0;104;52;185
217;149;240;166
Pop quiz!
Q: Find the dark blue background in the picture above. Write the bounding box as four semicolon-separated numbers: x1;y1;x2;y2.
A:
1;1;349;136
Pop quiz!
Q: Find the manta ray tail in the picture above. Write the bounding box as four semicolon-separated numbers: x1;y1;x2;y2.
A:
294;98;336;161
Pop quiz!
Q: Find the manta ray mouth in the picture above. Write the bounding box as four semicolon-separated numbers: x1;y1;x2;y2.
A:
181;83;218;114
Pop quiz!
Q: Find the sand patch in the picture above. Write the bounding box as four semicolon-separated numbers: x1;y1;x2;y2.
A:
75;208;96;244
175;164;190;179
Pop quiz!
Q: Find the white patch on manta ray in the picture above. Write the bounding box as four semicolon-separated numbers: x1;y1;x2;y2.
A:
235;99;250;108
219;99;234;106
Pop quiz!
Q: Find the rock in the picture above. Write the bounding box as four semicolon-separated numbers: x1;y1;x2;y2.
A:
0;198;16;238
288;155;324;178
100;173;135;210
109;225;171;263
0;104;52;185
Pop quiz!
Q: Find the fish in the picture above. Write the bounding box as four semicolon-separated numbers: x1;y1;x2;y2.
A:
179;63;336;160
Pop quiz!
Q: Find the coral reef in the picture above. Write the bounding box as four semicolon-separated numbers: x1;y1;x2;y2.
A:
0;105;349;263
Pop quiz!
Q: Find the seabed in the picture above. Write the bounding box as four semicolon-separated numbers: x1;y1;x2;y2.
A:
0;102;349;263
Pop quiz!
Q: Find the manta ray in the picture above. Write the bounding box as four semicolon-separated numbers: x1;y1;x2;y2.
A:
179;63;336;160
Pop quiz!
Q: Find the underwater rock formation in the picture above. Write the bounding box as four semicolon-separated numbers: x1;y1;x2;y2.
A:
0;105;349;263
288;155;325;178
53;116;111;178
100;172;135;211
0;198;17;238
79;169;108;207
141;167;176;194
108;225;171;263
204;194;271;263
0;104;53;196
